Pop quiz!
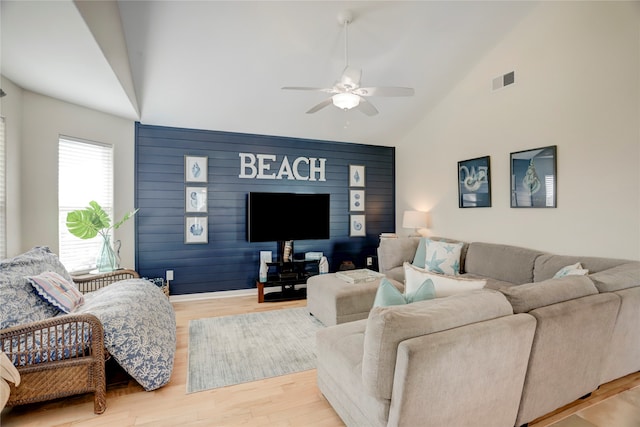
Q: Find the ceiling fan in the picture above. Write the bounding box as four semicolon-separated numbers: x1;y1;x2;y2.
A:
282;10;415;116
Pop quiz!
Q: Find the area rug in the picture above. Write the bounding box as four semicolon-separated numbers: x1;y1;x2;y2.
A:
187;307;324;393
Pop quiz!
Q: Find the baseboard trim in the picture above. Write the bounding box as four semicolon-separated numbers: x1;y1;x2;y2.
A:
169;285;291;303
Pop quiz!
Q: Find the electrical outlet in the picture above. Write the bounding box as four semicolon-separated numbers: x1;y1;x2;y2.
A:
366;257;373;266
166;270;174;281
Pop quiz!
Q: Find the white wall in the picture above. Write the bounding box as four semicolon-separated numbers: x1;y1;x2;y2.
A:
0;77;23;257
15;90;136;266
396;2;640;260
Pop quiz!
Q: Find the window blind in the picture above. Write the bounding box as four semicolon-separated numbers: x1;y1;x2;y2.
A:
0;117;6;259
58;137;113;273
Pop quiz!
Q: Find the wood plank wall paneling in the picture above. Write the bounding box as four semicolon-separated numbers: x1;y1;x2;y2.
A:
134;122;396;295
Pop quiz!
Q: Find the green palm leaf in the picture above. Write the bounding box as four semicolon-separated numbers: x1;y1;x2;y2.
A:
66;201;137;240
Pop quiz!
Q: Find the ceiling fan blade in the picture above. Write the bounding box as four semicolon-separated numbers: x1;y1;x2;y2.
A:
355;97;378;116
282;86;336;94
340;67;362;89
354;87;415;97
306;98;333;114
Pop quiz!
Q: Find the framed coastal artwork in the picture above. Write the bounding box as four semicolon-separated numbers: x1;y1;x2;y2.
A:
185;155;208;183
510;145;557;208
185;187;207;213
185;216;208;244
458;156;491;208
349;165;365;187
349;214;366;237
349;189;365;212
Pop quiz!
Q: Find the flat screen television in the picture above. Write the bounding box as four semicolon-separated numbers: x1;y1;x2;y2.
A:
247;192;330;244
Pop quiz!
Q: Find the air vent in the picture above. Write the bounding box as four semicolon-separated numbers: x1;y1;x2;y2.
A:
492;71;515;91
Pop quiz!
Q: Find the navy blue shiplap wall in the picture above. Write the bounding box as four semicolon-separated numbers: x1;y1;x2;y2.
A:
135;122;395;295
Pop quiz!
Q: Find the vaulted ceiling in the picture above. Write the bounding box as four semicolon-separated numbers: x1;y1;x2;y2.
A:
1;1;536;145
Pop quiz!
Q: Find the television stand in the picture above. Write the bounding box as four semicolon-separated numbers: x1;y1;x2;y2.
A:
256;280;307;303
256;259;319;303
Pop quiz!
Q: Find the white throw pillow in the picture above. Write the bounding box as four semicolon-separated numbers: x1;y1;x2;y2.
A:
424;239;463;275
553;262;589;278
404;262;486;298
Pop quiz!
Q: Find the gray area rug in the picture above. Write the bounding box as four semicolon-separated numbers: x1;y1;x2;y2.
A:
187;307;324;393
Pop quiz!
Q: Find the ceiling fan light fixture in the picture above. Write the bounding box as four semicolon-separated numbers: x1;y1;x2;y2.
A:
332;92;360;110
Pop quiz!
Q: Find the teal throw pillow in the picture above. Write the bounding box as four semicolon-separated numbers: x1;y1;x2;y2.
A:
373;277;435;307
412;237;427;268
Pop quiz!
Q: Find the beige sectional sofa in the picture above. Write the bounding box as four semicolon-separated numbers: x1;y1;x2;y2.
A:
313;237;640;427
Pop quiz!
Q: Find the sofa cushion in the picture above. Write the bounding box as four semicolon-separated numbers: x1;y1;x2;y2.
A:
500;275;598;314
27;271;84;313
533;254;631;282
383;266;405;283
0;247;73;329
362;290;513;400
464;242;544;285
588;261;640;292
377;237;419;273
373;277;435;307
463;273;515;291
404;262;486;297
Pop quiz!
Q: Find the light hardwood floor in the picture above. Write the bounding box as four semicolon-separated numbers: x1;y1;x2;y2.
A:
1;295;639;426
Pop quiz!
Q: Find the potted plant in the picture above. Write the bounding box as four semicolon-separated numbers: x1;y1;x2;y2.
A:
66;201;138;272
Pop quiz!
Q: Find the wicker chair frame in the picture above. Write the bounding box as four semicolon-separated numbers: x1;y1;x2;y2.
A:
72;269;140;294
0;269;140;414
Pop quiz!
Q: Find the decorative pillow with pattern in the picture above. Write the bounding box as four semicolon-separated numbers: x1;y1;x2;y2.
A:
373;277;435;307
424;238;464;275
27;271;84;313
553;262;589;278
404;262;486;298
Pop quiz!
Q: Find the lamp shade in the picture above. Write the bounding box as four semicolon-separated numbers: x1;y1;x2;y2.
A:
402;210;428;229
332;93;360;110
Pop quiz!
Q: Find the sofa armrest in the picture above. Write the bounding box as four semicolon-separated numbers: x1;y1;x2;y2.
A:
1;313;106;367
388;313;536;427
72;269;140;294
1;313;107;414
362;290;513;400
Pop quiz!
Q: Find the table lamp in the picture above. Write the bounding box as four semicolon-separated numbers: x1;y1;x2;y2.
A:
402;210;428;236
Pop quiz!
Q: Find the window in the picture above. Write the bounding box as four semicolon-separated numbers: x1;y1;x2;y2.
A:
58;137;113;273
0;117;5;259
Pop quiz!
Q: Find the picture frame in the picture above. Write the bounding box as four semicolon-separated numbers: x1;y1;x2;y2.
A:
185;186;207;213
349;189;365;212
458;156;491;208
349;214;366;237
349;165;365;187
185;155;208;183
510;145;557;208
185;216;208;244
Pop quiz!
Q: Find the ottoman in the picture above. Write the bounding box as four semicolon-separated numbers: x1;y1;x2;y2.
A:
306;273;404;326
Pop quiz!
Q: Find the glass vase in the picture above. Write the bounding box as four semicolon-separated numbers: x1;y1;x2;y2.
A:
97;235;118;272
